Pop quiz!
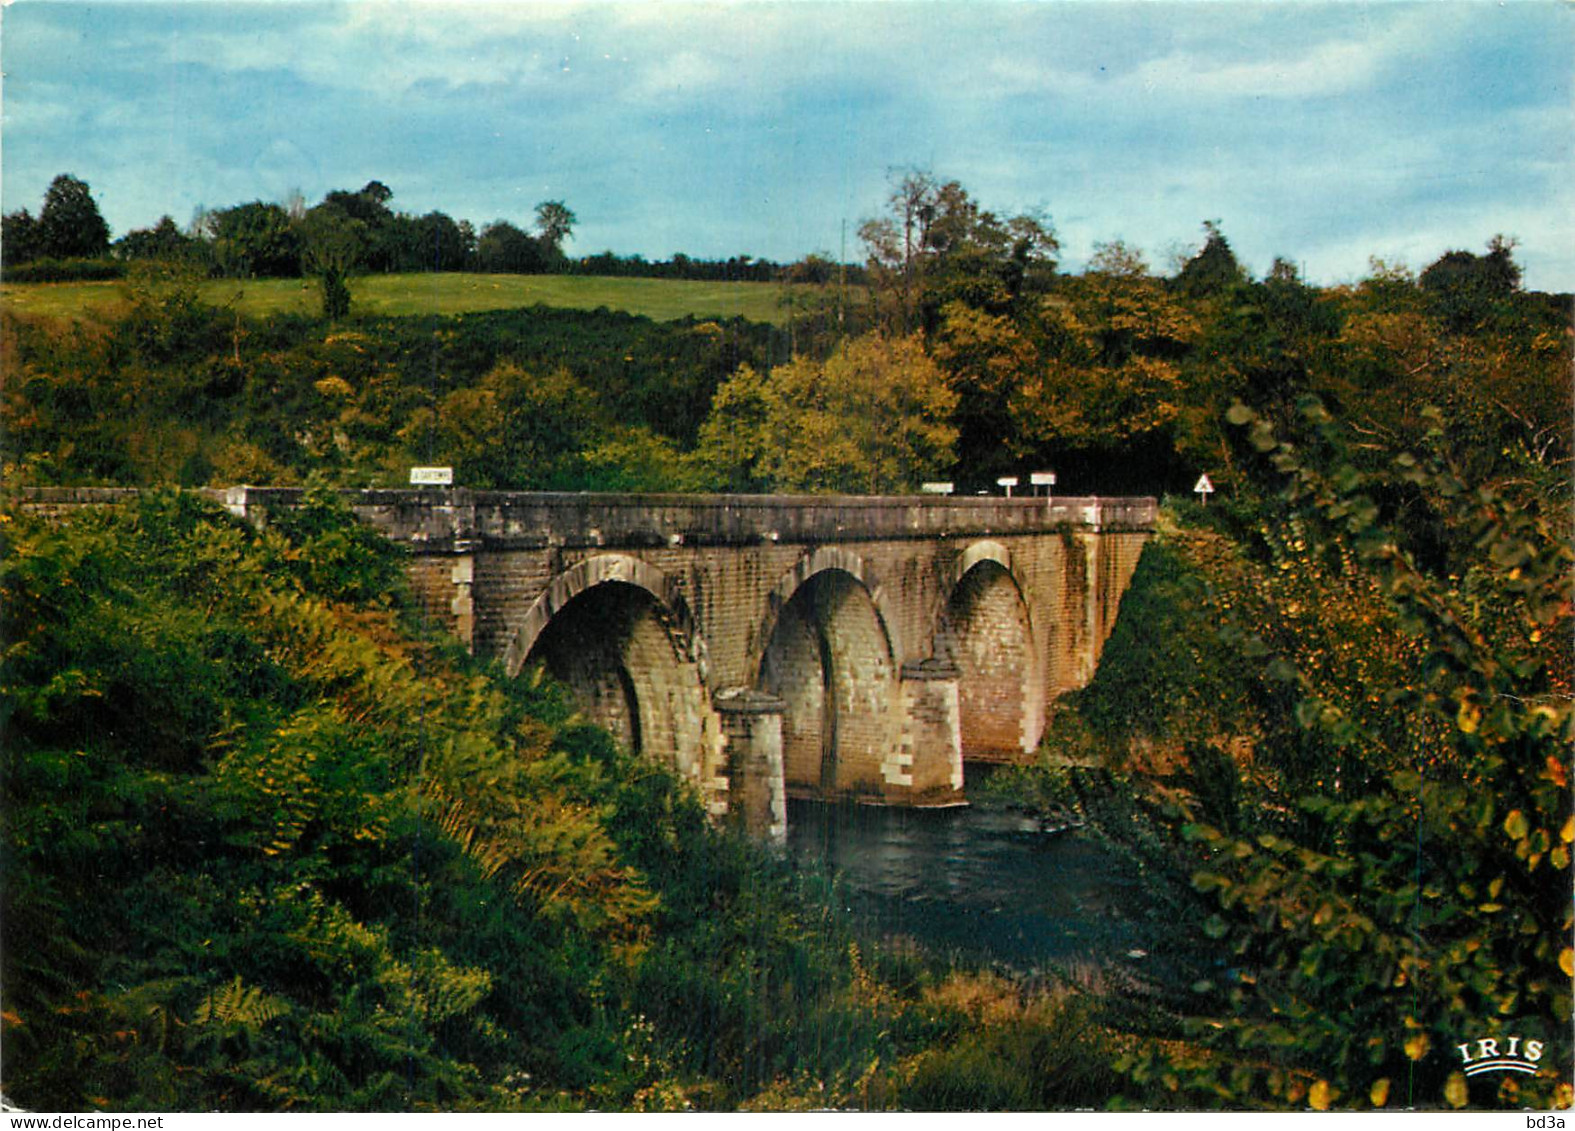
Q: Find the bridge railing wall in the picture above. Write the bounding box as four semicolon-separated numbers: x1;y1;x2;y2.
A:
10;486;1155;527
8;487;1155;547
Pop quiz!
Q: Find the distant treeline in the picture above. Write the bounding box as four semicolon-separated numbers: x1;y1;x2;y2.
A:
564;250;865;285
1;173;862;286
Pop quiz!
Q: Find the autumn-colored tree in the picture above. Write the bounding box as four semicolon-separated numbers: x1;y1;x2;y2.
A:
930;301;1041;481
400;360;605;488
1008;268;1199;458
1321;242;1569;492
698;332;957;494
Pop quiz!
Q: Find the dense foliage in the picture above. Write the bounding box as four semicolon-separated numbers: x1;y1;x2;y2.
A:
0;258;128;285
697;333;956;494
9;226;1566;504
929;192;1572;1110
998;397;1571;1109
1147;402;1573;1111
0;492;804;1107
2;275;777;492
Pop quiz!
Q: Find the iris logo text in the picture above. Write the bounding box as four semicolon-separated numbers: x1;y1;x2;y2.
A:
1456;1034;1543;1077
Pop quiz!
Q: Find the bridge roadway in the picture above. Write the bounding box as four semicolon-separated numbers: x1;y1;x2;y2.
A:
27;487;1156;841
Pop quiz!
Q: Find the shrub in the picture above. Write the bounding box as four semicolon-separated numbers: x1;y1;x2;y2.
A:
3;257;125;283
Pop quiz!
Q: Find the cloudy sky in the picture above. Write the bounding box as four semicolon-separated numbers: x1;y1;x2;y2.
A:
4;1;1572;290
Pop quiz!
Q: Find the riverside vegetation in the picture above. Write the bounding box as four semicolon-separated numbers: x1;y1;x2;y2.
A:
2;172;1570;1110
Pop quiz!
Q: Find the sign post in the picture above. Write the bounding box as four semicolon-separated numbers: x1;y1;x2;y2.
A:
410;467;454;487
1193;473;1215;506
1030;471;1056;499
996;475;1019;498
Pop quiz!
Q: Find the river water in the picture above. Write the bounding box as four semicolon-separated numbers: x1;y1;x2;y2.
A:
786;786;1152;976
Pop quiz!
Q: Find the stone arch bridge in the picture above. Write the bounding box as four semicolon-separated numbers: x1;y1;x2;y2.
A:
32;487;1155;841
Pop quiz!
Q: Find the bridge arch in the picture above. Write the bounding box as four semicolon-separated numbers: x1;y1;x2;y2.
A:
755;549;900;799
504;555;715;787
753;546;904;677
504;554;694;677
934;541;1044;765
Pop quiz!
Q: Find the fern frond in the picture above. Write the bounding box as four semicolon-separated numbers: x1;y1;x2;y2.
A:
192;975;289;1031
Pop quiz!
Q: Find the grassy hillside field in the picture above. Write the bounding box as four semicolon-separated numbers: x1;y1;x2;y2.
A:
1;271;801;326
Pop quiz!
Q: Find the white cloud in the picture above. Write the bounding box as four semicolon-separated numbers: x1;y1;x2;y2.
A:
972;4;1469;105
144;4;570;92
629;48;727;99
1132;37;1384;101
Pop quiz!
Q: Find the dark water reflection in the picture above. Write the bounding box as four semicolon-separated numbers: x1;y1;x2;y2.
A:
786;786;1148;974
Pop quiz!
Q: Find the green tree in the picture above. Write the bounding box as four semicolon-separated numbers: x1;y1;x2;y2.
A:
1173;220;1246;299
318;181;402;271
930;300;1041;481
535;201;576;255
1419;235;1523;332
779;253;857;357
298;205;368;320
580;426;708;492
1181;256;1341;458
115;216;200;263
411;211;468;272
322;181;395;228
858;171;1057;334
922;180;1057;321
207;201;301;278
927;237;1150;482
476;221;547;274
401;360;605;488
1;209;43;268
37;174;111;260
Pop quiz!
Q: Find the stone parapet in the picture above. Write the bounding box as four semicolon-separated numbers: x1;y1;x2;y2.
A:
8;487;1155;547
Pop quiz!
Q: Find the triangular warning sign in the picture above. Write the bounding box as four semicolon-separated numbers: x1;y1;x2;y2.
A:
1193;473;1215;494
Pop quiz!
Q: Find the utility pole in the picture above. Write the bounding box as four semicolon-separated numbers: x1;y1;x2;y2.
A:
838;218;847;331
